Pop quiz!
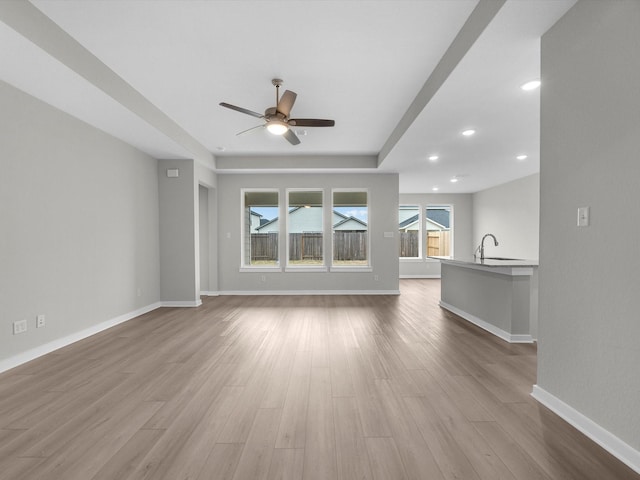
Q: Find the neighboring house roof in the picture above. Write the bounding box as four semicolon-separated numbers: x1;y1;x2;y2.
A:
255;208;367;232
426;208;450;228
426;218;447;230
398;209;450;230
333;216;368;230
257;216;278;230
399;214;419;229
399;218;447;231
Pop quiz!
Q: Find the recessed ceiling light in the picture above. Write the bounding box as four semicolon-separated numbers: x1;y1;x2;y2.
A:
428;155;439;161
461;129;476;137
521;80;541;91
432;186;439;191
516;154;528;160
216;146;226;152
450;177;459;183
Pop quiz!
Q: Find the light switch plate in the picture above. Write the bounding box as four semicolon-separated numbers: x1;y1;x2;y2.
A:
577;206;590;227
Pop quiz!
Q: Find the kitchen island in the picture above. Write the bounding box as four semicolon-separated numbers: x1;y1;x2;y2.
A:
429;256;539;343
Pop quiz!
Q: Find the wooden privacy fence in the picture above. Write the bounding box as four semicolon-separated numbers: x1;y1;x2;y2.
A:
427;230;450;256
289;233;323;260
250;232;368;261
399;230;451;257
250;233;278;261
399;231;419;257
333;231;367;261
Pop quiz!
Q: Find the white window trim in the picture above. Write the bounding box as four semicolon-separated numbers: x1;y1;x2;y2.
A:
399;204;422;260
425;204;454;260
284;266;329;273
329;266;373;273
239;267;282;273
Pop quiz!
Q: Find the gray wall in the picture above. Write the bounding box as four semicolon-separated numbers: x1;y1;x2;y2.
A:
472;173;540;260
0;80;160;364
398;193;473;277
158;159;198;305
199;185;210;292
195;161;218;295
538;0;640;452
217;173;399;293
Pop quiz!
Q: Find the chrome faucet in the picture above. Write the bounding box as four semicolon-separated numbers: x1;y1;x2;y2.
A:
476;233;498;261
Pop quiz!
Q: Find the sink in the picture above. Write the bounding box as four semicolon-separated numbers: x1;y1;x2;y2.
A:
483;257;522;261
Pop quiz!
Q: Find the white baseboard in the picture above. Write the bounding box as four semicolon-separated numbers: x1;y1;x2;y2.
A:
400;275;441;279
161;299;202;307
439;301;534;344
0;302;162;374
531;385;640;474
200;291;219;296
219;289;401;296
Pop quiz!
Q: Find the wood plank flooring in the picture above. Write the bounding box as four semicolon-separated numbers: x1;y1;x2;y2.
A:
1;279;638;480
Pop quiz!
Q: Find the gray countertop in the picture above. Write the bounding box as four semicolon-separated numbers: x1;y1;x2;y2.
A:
428;255;539;268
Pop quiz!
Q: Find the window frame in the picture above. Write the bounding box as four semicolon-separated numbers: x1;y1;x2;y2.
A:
398;204;422;261
425;204;454;261
240;188;281;272
330;188;372;272
285;188;327;272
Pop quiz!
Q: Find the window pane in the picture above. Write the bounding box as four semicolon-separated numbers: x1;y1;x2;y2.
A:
288;190;323;266
426;205;452;258
399;205;420;258
244;190;279;266
332;190;368;266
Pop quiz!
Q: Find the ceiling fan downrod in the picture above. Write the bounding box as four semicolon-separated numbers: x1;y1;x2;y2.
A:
272;78;283;110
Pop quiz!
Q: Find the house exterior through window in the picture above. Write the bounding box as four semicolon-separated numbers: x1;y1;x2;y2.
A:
242;189;279;267
332;189;369;267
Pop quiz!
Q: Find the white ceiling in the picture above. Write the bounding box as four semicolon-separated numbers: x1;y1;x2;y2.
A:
0;0;576;193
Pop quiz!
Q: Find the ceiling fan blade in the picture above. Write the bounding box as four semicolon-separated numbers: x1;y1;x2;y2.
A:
289;118;335;127
277;90;297;117
283;128;301;145
236;124;265;136
219;102;264;119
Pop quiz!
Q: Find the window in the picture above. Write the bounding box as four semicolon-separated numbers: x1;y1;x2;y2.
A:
332;190;368;266
242;190;279;267
426;205;453;258
399;205;420;258
287;190;324;266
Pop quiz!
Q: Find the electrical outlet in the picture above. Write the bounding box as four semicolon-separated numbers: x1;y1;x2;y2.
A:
261;275;266;282
36;314;46;328
13;319;27;335
374;274;380;281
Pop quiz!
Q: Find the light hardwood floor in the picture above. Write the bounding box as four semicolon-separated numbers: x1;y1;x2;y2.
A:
1;279;637;480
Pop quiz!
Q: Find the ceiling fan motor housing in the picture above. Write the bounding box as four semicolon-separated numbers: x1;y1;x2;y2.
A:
264;107;284;120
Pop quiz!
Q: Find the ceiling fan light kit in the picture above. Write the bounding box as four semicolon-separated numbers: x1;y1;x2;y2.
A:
220;78;335;145
266;120;288;135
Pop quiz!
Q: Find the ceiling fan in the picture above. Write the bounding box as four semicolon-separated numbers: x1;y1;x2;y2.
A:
219;78;335;145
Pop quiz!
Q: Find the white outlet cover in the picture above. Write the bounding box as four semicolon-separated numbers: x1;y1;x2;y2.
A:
13;319;27;334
